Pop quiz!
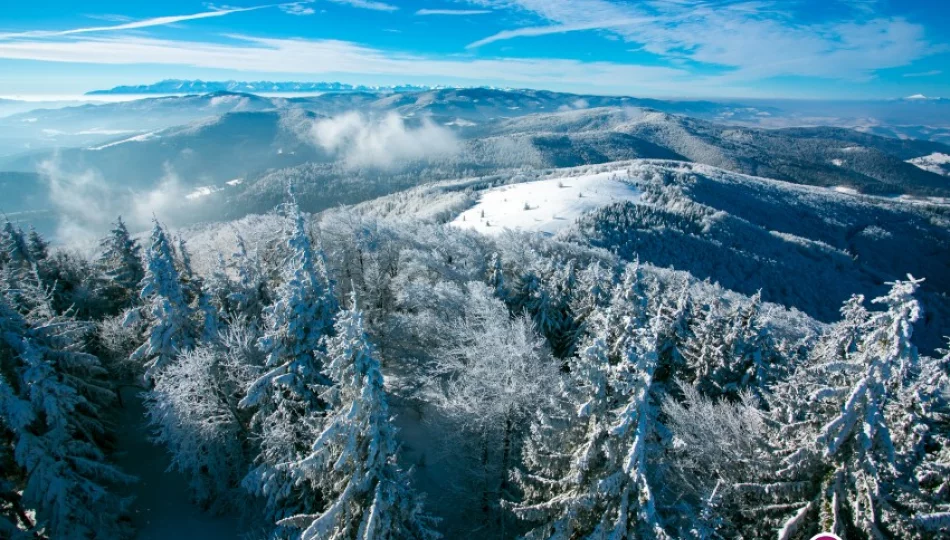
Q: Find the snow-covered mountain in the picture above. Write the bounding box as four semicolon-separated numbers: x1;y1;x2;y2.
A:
86;79;438;95
361;159;950;351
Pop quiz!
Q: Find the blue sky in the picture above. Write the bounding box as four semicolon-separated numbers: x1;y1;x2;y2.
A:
1;0;948;98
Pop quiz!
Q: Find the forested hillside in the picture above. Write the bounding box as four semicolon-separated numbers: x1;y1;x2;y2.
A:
2;159;948;537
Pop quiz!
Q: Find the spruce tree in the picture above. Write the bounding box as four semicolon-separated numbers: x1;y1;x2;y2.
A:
131;220;196;382
97;216;145;310
276;294;439;539
26;227;48;262
753;277;943;539
240;205;338;521
0;292;133;538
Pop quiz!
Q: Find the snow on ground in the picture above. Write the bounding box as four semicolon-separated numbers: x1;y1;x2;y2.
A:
450;171;640;236
185;185;225;200
89;131;159;150
907;152;950;176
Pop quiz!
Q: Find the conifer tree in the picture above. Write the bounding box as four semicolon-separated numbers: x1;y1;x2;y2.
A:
511;316;670;538
277;294;439;540
240;205;338;521
131;220;196;381
0;292;133;538
97;216;145;310
26;227;48;262
1;221;32;278
487;251;507;300
753;277;942;539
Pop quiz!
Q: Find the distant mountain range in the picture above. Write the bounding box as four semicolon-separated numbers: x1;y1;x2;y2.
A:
86;80;444;95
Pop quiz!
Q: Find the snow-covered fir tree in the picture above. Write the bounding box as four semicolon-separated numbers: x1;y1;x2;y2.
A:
749;277;944;539
0;221;32;279
131;220;196;382
0;289;133;538
26;228;48;263
240;204;338;522
511;313;670;538
276;293;439;539
97;216;145;311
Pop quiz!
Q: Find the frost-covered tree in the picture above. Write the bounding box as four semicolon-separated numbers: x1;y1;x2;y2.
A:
0;221;32;281
276;295;439;539
567;260;613;344
509;259;579;358
240;205;338;521
147;336;257;511
430;282;559;531
97;216;145;310
131;221;196;382
487;251;507;300
26;227;48;262
680;292;773;399
228;234;269;321
0;291;133;538
754;277;942;539
511;316;670;539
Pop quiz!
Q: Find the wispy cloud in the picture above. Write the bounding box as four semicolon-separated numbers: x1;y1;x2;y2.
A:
0;5;270;40
416;9;492;16
328;0;398;11
464;0;935;81
903;69;942;77
280;2;316;16
0;34;689;93
467;17;655;49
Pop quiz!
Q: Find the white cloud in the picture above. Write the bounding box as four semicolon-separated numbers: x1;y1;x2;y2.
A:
467;17;653;49
0;6;270;40
327;0;398;12
38;157;192;242
416;9;492;16
464;0;935;81
0;35;689;93
309;112;459;169
280;2;317;16
903;69;942;78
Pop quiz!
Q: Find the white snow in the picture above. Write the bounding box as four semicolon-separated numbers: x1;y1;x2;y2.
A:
225;178;244;186
834;186;859;195
451;171;640;236
831;159;844;167
185;185;224;200
89;131;160;150
907;152;950;176
445;118;476;127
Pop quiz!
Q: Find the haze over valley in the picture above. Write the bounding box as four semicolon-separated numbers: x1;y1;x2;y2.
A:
2;1;950;538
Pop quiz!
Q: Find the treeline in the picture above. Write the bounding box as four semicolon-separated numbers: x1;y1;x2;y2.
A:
1;198;948;538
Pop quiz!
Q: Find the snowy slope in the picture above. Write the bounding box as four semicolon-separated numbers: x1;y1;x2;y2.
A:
451;171;640;236
907;152;950;176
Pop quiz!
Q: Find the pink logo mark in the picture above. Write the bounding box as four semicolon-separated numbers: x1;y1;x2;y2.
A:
809;534;842;540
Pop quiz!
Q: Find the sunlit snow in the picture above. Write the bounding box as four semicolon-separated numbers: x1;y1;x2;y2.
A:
907;152;950;176
451;171;640;236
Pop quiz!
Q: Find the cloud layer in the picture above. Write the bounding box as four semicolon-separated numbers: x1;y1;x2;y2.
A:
0;35;689;93
39;158;193;243
465;0;935;81
309;112;459;169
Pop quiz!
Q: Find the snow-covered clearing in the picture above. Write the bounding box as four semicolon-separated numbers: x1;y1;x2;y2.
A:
451;171;640;236
89;131;159;150
907;152;950;176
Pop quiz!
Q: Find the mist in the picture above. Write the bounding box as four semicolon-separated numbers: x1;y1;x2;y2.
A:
309;111;460;169
39;157;194;244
